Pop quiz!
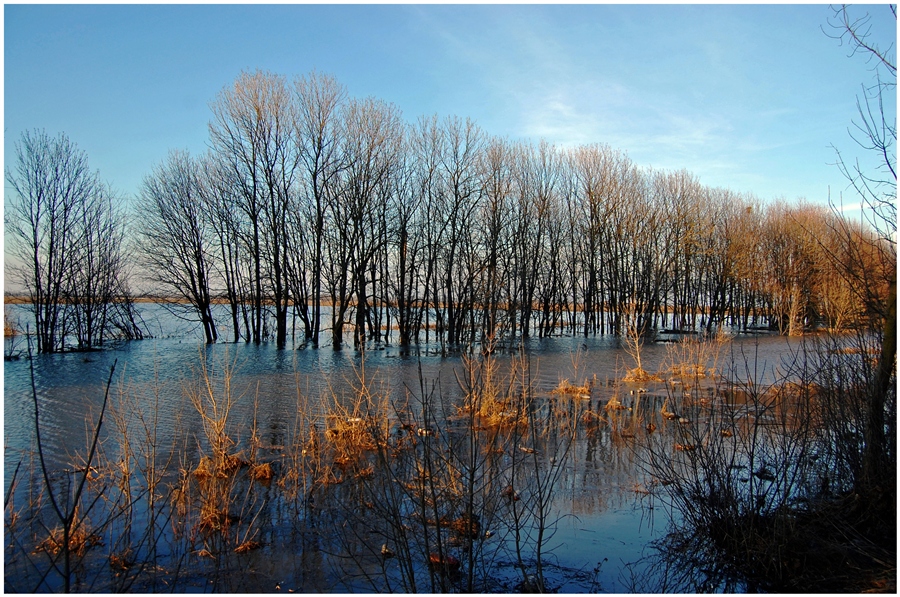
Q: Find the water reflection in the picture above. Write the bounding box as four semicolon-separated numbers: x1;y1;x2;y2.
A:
4;305;802;592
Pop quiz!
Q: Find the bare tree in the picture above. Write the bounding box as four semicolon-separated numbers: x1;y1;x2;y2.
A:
825;4;896;492
209;70;300;347
825;4;896;237
138;150;219;344
477;136;515;346
6;130;90;352
323;97;403;349
199;154;253;342
411;115;446;346
514;140;559;340
437;117;486;348
64;182;133;349
6;129;139;352
534;154;568;338
294;72;347;347
385;130;426;347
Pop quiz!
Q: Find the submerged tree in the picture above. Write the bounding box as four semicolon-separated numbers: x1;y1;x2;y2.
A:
64;182;133;349
209;70;300;348
6;129;140;352
6;130;92;353
323;96;404;350
138;150;219;344
294;71;347;347
112;64;895;353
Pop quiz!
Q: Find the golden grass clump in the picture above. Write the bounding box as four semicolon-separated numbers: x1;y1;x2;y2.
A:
198;506;238;534
605;396;628;411
450;513;481;539
550;379;591;398
109;550;135;571
234;540;262;554
324;415;379;457
222;452;249;472
663;332;729;381
622;367;662;383
457;353;530;429
191;452;247;479
192;456;217;479
249;462;273;482
669;363;713;378
463;394;528;429
34;526;101;557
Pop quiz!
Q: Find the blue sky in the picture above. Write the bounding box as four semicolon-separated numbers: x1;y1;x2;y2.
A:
4;3;897;207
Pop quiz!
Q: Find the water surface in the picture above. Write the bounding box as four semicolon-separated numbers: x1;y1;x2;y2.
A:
4;303;799;592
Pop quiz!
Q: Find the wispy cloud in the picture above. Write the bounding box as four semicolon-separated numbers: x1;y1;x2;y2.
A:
405;5;849;202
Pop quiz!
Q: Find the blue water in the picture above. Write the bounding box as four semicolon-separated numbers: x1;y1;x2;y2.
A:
3;302;799;592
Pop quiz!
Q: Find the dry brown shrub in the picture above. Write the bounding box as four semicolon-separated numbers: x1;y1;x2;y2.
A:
198;506;237;534
664;332;729;381
276;466;300;491
318;468;344;486
354;465;374;479
669;363;713;378
109;550;135;571
249;462;273;481
622;367;662;383
234;540;262;553
450;513;481;539
477;408;527;430
457;354;531;430
324;415;379;457
550;379;591;398
428;552;461;575
222;452;249;472
192;456;215;479
333;454;354;469
580;410;602;425
605;396;628;411
34;526;101;557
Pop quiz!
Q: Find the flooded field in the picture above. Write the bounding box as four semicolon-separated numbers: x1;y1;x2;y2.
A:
4;304;808;592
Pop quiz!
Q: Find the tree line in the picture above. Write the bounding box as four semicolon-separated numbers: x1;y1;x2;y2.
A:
6;70;894;352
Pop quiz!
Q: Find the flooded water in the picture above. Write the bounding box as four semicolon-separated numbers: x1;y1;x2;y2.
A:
3;303;802;592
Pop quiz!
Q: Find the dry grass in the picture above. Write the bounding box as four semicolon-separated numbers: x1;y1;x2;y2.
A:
663;331;729;380
197;503;238;535
234;539;262;553
622;367;663;383
249;462;273;482
458;353;530;429
34;524;101;557
4;308;19;337
12;326;888;593
324;414;378;457
550;379;592;398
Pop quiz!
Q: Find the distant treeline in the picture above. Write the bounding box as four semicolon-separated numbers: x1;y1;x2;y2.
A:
6;71;895;352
